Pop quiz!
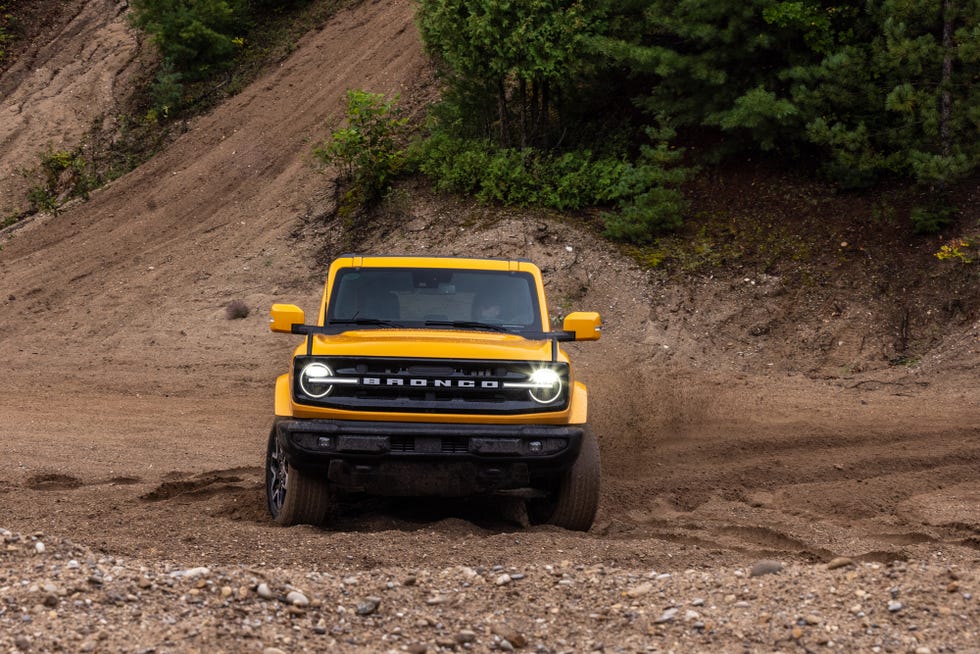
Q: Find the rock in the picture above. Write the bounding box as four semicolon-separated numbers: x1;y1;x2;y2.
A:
263;648;287;654
14;635;30;651
171;566;210;578
749;560;783;577
626;582;653;598
654;608;678;624
491;624;527;648
804;614;821;625
34;542;45;554
691;598;705;607
792;626;803;640
405;645;428;654
827;557;854;570
256;583;273;600
495;573;512;586
887;601;903;612
455;630;477;644
286;590;309;607
356;597;380;615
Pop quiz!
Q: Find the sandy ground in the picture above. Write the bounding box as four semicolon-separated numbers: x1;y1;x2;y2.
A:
1;1;978;651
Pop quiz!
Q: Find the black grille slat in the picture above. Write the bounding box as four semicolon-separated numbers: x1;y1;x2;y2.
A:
441;437;469;454
390;437;414;452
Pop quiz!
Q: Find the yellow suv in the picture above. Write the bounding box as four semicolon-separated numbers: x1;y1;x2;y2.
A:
267;255;602;530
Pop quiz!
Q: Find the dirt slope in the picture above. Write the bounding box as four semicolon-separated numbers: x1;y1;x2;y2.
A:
0;1;978;651
0;0;142;216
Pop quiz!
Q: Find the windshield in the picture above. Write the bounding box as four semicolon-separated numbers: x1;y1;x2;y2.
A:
326;267;542;333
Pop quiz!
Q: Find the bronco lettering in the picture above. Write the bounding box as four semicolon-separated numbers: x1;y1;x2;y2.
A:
360;377;501;389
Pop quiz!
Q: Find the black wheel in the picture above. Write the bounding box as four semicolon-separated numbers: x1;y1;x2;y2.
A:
528;426;600;531
265;421;332;526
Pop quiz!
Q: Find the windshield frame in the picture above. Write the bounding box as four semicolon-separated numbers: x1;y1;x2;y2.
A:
324;266;544;335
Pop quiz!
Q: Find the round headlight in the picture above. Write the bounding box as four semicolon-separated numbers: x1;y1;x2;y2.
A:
299;362;334;398
528;368;562;404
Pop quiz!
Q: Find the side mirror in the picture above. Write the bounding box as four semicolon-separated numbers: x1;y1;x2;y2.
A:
270;304;305;333
562;311;602;341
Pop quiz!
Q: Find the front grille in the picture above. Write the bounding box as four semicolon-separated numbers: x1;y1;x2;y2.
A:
293;356;569;415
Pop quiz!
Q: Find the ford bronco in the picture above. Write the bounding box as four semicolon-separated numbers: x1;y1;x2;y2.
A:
266;255;602;530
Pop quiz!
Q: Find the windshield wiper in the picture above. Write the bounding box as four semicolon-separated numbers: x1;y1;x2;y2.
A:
328;318;404;328
424;320;510;333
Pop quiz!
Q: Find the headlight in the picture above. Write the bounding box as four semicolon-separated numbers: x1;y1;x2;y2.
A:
527;367;562;405
299;362;334;398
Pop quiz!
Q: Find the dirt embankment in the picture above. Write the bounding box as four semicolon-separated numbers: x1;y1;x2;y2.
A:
0;0;143;216
0;1;978;652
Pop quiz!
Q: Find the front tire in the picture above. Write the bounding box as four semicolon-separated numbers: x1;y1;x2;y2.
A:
528;426;600;531
265;422;331;526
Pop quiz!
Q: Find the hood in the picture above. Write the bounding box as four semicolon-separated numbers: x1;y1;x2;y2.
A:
301;329;567;363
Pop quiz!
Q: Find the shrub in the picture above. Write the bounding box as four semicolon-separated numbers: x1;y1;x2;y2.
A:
129;0;248;82
415;124;692;243
225;299;250;319
23;147;99;214
313;89;409;210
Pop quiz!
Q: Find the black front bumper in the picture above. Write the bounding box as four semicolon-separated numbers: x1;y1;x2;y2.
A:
275;418;584;496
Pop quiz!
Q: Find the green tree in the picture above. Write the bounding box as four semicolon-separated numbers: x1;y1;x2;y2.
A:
587;0;847;151
805;0;979;192
416;0;602;148
129;0;248;81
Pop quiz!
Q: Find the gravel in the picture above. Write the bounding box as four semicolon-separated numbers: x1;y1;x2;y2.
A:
2;527;977;653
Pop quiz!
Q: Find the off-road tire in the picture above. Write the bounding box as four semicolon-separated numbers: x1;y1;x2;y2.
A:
265;422;331;526
529;426;600;531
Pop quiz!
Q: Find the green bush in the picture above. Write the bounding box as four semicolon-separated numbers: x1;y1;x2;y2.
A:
418;134;648;210
415;125;692;243
911;201;957;235
313;90;409;212
0;2;12;64
23;147;99;214
129;0;248;82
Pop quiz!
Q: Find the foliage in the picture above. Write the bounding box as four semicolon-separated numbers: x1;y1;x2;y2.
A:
416;134;623;209
414;123;692;242
416;0;603;148
570;0;980;230
801;0;980;189
129;0;248;82
225;299;251;319
23;147;99;215
0;1;12;64
910;200;957;234
313;90;409;215
935;237;976;264
602;126;694;243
